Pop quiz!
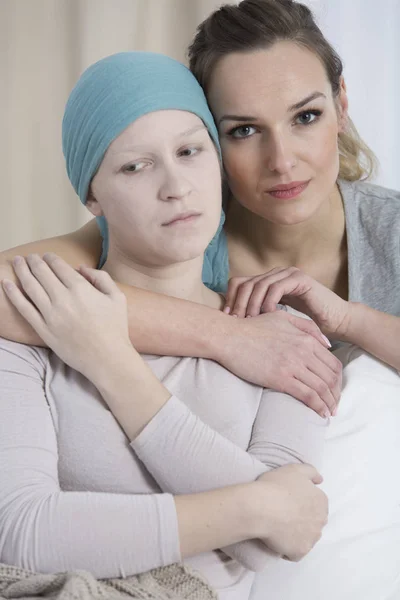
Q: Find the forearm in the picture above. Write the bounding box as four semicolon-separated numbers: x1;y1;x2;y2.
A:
94;349;173;440
95;347;271;571
1;483;259;577
99;359;271;568
175;483;257;559
0;255;228;360
2;480;262;578
342;303;400;371
130;395;276;571
124;283;227;358
0;487;181;578
131;396;267;491
131;389;327;494
248;390;328;472
0;264;228;359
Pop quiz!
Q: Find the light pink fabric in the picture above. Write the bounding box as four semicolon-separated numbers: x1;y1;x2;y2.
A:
0;338;326;598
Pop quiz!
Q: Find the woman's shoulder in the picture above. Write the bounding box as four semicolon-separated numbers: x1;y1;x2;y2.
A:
339;179;400;237
340;180;400;314
339;179;400;210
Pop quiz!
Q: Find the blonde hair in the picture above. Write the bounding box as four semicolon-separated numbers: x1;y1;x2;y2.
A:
188;0;378;181
338;119;376;180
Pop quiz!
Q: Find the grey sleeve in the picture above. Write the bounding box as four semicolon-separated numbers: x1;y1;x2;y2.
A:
132;391;328;571
0;341;180;578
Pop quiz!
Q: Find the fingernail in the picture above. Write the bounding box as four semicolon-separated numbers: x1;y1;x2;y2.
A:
231;314;238;318
322;334;331;348
13;256;23;265
223;306;231;314
245;314;252;318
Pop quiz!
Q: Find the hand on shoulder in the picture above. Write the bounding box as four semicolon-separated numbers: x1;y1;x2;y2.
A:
1;253;136;383
215;307;342;417
224;267;351;338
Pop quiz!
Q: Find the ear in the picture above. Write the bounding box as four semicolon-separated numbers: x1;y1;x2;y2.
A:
86;189;104;217
337;77;349;133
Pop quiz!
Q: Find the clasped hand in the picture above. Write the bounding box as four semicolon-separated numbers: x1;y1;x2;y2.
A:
224;266;351;339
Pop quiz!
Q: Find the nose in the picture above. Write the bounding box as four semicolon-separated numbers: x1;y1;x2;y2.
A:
264;131;296;175
158;162;192;202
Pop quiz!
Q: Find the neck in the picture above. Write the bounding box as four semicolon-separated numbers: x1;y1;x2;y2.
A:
226;184;345;268
103;249;222;310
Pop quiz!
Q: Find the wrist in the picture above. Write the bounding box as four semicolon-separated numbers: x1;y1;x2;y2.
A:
202;309;234;363
175;482;257;557
94;347;172;440
85;343;140;389
337;301;365;343
209;310;244;365
235;482;264;540
247;479;276;540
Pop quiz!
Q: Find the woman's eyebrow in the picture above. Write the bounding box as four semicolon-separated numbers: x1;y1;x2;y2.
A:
218;92;327;125
288;91;326;112
218;115;257;125
110;125;207;156
178;124;207;138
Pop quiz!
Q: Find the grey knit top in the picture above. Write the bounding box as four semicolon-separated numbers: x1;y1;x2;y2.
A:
340;180;400;315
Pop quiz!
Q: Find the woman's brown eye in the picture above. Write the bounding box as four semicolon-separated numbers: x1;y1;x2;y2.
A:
180;148;197;157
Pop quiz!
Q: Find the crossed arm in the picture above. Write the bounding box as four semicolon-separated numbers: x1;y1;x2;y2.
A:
0;338;326;577
130;389;328;570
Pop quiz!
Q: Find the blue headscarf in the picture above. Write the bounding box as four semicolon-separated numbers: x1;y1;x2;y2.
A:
62;51;227;288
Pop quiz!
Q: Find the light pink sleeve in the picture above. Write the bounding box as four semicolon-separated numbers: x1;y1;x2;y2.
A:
0;339;180;579
132;389;327;571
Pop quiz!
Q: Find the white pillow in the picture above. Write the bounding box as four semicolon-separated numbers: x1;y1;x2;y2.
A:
250;345;400;600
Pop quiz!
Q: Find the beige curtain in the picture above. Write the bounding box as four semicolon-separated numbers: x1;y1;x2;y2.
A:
0;0;229;251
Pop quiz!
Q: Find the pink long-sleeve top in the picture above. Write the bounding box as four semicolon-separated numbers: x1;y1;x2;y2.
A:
0;337;327;599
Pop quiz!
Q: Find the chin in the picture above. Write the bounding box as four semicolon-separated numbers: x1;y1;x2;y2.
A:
162;243;209;265
258;200;322;226
270;213;314;226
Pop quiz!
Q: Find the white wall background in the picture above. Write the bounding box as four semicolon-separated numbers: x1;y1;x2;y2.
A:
0;0;398;251
304;0;400;190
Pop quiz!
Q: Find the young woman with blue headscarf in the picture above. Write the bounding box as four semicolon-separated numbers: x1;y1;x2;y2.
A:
0;51;328;599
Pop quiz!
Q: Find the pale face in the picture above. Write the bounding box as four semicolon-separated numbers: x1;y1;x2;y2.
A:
89;110;222;267
207;41;348;225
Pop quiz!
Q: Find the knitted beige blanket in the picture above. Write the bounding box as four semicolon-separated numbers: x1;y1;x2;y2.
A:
0;563;217;600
